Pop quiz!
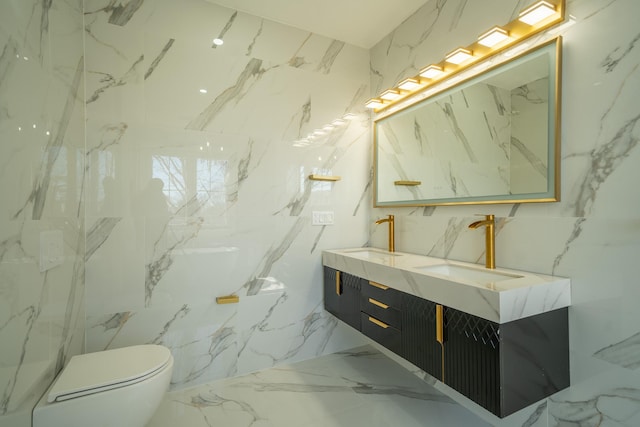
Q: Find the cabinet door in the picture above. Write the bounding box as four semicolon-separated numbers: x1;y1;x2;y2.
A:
401;293;442;380
443;307;501;417
323;267;361;330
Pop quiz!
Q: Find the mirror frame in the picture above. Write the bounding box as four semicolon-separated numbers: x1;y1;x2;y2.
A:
373;37;562;207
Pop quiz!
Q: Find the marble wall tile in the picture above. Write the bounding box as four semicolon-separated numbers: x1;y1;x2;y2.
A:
83;0;371;389
0;0;85;424
370;0;640;424
4;0;637;425
370;0;527;94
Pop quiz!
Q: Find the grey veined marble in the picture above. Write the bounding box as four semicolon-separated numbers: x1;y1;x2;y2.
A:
594;332;640;370
148;346;490;427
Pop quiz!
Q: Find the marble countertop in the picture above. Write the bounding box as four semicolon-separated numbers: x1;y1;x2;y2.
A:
322;248;571;323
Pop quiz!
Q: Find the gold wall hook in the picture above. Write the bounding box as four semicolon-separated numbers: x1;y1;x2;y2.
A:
308;174;341;181
394;180;421;186
216;295;239;304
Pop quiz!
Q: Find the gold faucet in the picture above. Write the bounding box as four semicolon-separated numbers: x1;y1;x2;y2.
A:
375;214;395;252
468;214;495;269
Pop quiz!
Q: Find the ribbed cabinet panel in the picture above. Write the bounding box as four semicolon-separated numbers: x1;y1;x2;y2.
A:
444;307;501;416
401;293;442;380
323;267;339;317
341;272;363;330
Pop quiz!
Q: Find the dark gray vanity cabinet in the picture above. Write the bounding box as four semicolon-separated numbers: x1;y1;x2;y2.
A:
443;306;570;418
322;266;569;418
323;267;361;330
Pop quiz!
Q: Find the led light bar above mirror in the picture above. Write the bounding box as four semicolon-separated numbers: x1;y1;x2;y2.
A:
366;0;565;112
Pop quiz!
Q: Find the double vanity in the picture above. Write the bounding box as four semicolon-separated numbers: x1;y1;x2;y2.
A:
322;248;571;418
333;15;570;417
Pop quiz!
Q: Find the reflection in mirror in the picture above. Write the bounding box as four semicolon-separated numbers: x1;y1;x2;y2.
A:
374;37;561;206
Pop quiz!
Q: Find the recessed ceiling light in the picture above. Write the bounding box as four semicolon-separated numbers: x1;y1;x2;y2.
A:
212;38;224;46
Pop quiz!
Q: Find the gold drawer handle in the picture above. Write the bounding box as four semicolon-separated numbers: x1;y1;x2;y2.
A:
436;304;444;344
369;281;389;290
336;271;342;295
394;180;421;186
368;298;389;309
368;316;389;329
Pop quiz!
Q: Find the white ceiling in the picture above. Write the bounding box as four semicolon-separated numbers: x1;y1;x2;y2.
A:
207;0;431;49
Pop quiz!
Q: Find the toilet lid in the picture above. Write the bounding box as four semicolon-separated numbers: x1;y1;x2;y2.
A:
48;345;172;403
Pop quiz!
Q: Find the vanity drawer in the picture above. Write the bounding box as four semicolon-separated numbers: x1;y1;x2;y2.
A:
361;295;401;329
361;312;401;355
362;280;402;309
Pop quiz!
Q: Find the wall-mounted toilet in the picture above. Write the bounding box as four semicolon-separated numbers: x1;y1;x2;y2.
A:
33;344;173;427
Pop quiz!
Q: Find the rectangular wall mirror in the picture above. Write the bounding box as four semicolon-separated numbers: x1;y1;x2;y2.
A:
374;37;562;207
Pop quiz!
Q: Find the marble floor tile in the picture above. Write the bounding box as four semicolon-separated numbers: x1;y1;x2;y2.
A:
148;345;489;427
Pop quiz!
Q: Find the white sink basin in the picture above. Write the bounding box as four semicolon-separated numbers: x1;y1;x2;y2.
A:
414;264;522;286
340;249;401;261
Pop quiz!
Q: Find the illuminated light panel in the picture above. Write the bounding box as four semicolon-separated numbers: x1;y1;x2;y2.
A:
478;27;510;47
518;1;556;25
380;89;402;101
212;38;224;46
365;98;385;109
397;77;423;91
199;88;208;94
445;47;474;65
419;65;444;79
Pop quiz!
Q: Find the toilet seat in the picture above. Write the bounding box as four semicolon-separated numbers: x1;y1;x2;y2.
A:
47;345;172;403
